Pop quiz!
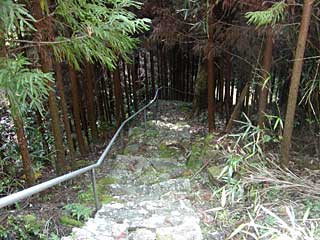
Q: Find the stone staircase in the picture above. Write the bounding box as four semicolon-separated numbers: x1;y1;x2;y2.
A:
62;101;204;240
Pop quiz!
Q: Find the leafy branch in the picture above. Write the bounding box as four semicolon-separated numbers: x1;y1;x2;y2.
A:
0;55;53;116
53;0;151;69
245;1;287;27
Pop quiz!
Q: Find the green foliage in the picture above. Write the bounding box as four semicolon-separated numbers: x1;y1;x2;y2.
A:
230;113;283;160
159;143;180;158
229;206;318;240
0;55;53;116
59;215;83;228
0;0;35;38
245;1;287;27
63;203;92;221
0;214;45;239
53;0;151;69
300;71;320;123
187;134;214;169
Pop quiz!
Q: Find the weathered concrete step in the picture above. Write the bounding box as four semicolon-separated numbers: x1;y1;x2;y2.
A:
62;199;202;240
114;155;185;171
109;178;191;201
107;155;190;185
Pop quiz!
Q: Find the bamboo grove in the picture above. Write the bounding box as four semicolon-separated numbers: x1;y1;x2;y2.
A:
0;0;320;193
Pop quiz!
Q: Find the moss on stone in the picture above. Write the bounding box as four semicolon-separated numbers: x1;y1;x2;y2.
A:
98;177;116;186
60;215;83;227
78;177;118;205
187;134;215;169
159;144;180;158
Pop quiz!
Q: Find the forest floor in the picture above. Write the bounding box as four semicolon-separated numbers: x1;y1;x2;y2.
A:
1;100;320;239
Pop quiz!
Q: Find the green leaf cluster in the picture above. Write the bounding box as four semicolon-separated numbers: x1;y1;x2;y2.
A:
0;0;35;39
0;55;53;116
63;203;92;221
245;1;287;27
53;0;151;69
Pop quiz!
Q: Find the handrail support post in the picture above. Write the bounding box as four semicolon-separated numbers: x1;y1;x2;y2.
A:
155;100;159;123
90;168;99;212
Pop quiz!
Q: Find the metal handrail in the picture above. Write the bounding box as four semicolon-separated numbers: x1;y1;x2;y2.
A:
0;88;165;210
0;86;195;210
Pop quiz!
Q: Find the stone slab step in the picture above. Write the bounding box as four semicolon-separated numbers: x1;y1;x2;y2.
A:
108;178;191;201
62;199;202;240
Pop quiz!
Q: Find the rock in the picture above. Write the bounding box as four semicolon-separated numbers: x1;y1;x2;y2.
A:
207;165;225;187
156;216;202;240
207;165;223;179
129;229;156;240
206;231;226;240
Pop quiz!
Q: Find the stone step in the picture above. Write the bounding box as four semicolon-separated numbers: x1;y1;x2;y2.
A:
108;178;191;202
114;155;185;171
107;155;190;185
62;199;202;240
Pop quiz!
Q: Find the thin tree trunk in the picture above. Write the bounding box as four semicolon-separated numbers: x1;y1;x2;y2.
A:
150;50;156;96
225;82;250;133
281;0;314;167
69;66;86;155
84;63;98;143
32;1;66;174
97;74;107;123
131;63;139;111
103;71;113;123
157;45;162;98
113;65;123;127
55;62;75;164
78;82;89;150
218;58;225;112
258;27;274;128
122;60;131;116
2;43;35;184
144;52;149;101
208;13;216;132
225;54;232;123
13;114;35;185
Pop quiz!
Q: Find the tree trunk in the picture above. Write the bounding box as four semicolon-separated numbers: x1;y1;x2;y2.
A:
84;63;98;144
150;50;156;96
122;60;131;116
32;0;66;174
113;65;123;127
225;53;232;122
69;66;86;155
192;60;207;115
131;62;139;112
207;13;216;132
55;62;75;164
144;52;149;101
281;0;314;167
225;82;250;133
103;71;113;123
2;42;35;185
97;74;107;123
258;27;274;128
218;58;225;112
157;45;162;98
13;114;35;185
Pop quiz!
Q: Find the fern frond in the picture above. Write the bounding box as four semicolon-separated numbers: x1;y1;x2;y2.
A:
245;1;287;27
53;0;150;69
0;55;53;116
